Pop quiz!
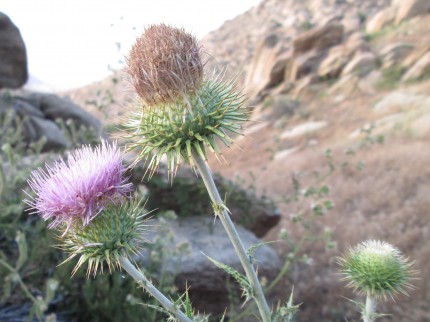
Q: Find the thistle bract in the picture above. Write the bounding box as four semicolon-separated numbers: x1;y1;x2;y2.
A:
339;240;415;299
26;140;132;230
60;198;150;277
125;77;248;177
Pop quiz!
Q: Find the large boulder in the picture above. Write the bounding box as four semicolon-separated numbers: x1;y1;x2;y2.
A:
366;7;396;34
395;0;430;24
379;43;414;69
292;23;344;55
245;32;291;97
402;51;430;81
341;52;377;77
284;23;344;82
131;161;281;238
0;12;28;89
0;90;102;151
317;46;350;79
139;216;281;316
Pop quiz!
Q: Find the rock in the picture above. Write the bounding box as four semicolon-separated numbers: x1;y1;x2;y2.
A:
358;70;383;95
345;32;371;54
280;121;327;139
402;51;430;81
291;74;318;99
24;92;102;131
328;74;360;97
288;51;321;81
0;12;28;89
130;161;281;238
293;23;344;55
401;44;430;69
317;46;350;78
379;43;414;69
373;91;427;113
395;0;430;24
245;33;290;96
341;52;377;77
139;216;281;316
342;12;362;35
366;7;396;34
0;90;102;151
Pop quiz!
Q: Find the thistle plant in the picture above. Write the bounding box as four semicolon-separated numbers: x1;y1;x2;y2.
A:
124;24;248;178
338;240;416;322
124;24;272;322
26;140;193;322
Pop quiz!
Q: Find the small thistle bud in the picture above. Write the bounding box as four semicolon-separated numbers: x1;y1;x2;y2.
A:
338;240;416;300
124;25;248;177
126;24;204;105
59;199;150;277
26;140;133;232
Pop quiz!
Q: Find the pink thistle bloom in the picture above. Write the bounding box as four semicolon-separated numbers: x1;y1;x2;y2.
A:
26;140;133;232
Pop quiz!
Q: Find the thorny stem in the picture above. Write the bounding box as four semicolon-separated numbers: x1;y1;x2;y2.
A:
191;151;272;322
362;293;377;322
119;257;193;322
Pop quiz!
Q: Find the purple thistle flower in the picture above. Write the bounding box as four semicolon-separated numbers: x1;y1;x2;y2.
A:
26;140;133;232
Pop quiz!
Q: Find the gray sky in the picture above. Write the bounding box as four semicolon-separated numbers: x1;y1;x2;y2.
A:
1;0;260;90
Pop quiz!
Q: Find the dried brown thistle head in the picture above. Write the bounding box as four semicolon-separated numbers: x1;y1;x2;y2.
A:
126;24;204;106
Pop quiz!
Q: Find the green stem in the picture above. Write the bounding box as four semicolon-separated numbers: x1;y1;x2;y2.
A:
267;233;308;291
0;259;38;303
191;151;272;322
362;293;377;322
118;257;193;322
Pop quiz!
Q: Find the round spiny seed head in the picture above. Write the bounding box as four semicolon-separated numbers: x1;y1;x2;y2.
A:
126;24;204;105
338;240;416;300
59;198;151;277
124;77;248;178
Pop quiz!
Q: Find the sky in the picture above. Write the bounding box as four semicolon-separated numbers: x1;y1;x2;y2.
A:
0;0;261;91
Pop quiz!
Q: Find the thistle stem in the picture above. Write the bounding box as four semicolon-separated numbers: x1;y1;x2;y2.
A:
362;293;377;322
119;257;193;322
191;151;272;322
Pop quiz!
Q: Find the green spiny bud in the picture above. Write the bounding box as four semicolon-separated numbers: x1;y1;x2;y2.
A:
338;240;416;300
124;77;248;177
58;198;150;277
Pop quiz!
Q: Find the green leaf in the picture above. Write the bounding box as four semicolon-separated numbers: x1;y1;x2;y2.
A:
247;241;277;264
203;254;253;302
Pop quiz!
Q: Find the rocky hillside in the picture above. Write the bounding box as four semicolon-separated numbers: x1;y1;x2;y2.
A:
64;0;430;321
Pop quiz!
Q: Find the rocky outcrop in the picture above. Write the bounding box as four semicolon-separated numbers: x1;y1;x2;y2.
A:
285;23;344;83
0;12;28;89
395;0;430;24
244;32;291;96
292;23;344;55
341;52;377;77
366;7;396;34
0;90;102;151
379;43;414;69
402;51;430;81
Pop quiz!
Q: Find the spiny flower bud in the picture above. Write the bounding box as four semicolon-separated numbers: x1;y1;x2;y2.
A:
124;25;248;178
338;240;416;300
59;199;150;277
26;140;133;233
126;23;204;105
